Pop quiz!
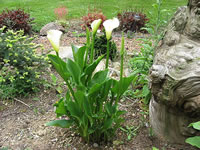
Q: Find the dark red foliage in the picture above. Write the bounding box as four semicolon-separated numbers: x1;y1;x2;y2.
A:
0;9;34;34
117;12;149;33
81;11;106;31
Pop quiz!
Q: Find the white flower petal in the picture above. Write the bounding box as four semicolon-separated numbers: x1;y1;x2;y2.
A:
91;19;102;35
103;18;120;40
47;30;62;52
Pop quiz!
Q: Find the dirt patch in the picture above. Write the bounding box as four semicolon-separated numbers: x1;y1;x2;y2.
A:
0;20;197;150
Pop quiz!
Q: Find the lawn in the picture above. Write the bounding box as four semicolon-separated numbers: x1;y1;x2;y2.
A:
0;0;187;32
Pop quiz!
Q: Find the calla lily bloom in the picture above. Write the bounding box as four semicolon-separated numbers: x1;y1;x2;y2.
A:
91;19;102;35
103;18;120;40
47;30;62;53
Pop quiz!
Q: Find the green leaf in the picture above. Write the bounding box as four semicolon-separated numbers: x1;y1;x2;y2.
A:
102;118;113;131
85;55;105;76
185;136;200;148
189;121;200;130
32;97;40;101
105;103;112;116
51;73;57;85
46;119;73;128
67;59;81;85
72;45;86;70
54;98;67;117
152;147;159;150
112;75;136;97
88;83;102;96
101;79;113;100
89;69;108;87
116;110;126;117
48;54;70;81
67;101;82;122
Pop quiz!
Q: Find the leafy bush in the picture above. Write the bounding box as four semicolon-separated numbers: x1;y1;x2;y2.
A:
46;24;135;143
0;9;34;34
0;27;48;100
81;10;106;31
117;11;149;33
89;31;117;61
185;121;200;149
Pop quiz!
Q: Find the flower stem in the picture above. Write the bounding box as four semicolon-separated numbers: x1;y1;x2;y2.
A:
106;40;110;69
84;28;90;67
116;33;124;105
90;34;95;64
120;33;124;81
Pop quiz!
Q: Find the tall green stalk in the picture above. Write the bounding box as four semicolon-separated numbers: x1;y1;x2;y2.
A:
105;40;110;69
90;34;95;64
116;33;124;104
84;27;90;67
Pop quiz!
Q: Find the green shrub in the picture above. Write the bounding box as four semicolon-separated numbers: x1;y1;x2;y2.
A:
0;27;48;100
89;32;117;61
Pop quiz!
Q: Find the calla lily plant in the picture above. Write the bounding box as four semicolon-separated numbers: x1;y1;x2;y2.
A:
46;18;135;144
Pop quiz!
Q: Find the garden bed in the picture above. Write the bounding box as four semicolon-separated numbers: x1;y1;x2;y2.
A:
0;24;196;149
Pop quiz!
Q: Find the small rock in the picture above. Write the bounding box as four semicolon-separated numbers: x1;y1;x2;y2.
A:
40;22;65;36
93;143;99;148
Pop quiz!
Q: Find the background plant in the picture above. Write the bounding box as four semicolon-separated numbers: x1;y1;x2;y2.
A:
46;26;135;143
0;8;34;34
129;0;172;105
88;31;117;61
185;121;200;149
0;0;186;32
81;9;106;31
0;27;48;100
54;6;68;28
117;11;149;33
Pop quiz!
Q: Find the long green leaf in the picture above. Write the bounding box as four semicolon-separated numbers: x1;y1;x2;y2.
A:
48;54;70;81
67;101;82;122
46;119;73;128
72;45;86;70
67;59;81;85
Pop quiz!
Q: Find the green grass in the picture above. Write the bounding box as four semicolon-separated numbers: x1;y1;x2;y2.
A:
0;0;187;32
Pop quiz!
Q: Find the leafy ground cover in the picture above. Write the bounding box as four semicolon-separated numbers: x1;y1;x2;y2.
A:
0;0;187;32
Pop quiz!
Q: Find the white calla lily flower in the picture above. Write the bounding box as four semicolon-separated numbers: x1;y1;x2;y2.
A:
91;19;102;35
103;18;120;40
47;30;62;53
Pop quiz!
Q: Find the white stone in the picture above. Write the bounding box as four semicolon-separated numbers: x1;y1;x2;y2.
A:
50;46;82;61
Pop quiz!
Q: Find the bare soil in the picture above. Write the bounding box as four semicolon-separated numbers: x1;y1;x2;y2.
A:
0;20;197;150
